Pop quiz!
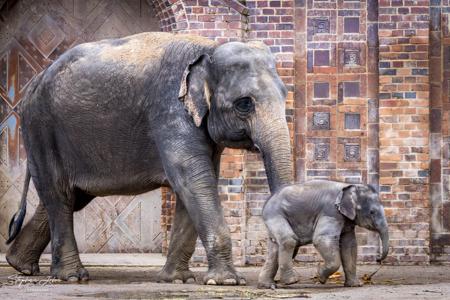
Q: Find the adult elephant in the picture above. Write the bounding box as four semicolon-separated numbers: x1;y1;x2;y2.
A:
5;32;293;285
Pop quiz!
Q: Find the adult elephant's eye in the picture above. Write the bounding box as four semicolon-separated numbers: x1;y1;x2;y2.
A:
234;97;254;114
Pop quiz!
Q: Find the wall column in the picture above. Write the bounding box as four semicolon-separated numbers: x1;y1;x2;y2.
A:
378;0;431;264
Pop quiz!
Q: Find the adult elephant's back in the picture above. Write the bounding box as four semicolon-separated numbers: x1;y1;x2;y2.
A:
19;32;217;196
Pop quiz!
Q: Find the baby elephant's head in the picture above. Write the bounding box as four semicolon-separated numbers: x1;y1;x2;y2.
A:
336;184;389;262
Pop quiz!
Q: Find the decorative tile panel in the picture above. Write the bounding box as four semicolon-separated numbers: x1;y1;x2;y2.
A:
312;112;330;130
314;18;330;34
344;49;360;66
314;143;330;161
344;144;360;161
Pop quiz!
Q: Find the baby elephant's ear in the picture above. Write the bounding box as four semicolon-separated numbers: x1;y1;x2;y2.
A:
335;185;357;220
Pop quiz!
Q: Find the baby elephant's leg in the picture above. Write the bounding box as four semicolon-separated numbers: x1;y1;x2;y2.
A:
257;238;278;289
340;229;362;287
266;217;299;286
314;235;341;284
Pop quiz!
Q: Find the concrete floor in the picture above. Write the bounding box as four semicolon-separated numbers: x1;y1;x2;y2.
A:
0;262;449;300
0;254;450;300
0;253;167;267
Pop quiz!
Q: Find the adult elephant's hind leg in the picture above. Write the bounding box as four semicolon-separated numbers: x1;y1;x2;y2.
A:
6;201;50;275
40;186;88;282
157;197;197;283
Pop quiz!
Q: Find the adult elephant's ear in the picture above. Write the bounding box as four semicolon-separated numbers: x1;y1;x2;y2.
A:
178;54;211;127
335;185;357;220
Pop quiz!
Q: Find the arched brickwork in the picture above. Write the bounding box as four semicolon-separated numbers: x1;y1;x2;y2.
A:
148;0;248;40
148;0;188;32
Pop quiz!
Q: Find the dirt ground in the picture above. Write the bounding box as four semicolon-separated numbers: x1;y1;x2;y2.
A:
0;265;449;300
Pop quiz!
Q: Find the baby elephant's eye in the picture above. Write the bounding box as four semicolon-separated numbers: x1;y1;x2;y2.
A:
234;97;254;114
370;209;376;215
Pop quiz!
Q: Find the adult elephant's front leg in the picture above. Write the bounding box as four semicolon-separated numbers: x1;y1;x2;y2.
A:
158;198;198;283
161;149;244;285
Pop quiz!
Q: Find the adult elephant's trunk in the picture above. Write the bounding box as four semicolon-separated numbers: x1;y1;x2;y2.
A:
377;227;389;263
253;114;293;193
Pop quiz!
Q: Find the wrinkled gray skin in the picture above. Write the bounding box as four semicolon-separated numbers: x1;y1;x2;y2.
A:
6;32;293;285
258;180;389;289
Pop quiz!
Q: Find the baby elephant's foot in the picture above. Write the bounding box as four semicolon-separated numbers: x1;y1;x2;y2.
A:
317;271;329;284
279;270;299;286
317;266;339;284
344;279;363;287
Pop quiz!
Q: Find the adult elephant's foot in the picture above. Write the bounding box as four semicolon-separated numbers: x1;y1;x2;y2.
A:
203;266;246;286
51;263;89;282
5;250;41;276
257;280;276;289
157;268;196;284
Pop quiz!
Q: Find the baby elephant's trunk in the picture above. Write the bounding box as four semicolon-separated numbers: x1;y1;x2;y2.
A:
377;227;389;262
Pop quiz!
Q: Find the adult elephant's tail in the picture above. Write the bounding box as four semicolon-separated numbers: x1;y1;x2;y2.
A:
6;167;31;244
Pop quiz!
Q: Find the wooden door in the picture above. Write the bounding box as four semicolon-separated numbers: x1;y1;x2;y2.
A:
0;0;163;253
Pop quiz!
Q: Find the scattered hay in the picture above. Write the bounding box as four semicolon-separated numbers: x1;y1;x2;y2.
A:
361;264;384;285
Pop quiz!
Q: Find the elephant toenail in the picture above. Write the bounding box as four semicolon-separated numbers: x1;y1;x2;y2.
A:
186;278;196;284
21;269;31;275
239;278;247;286
206;279;217;285
224;278;237;285
173;279;183;284
67;276;79;282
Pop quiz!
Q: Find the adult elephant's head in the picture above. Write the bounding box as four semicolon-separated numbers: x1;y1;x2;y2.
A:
179;41;293;192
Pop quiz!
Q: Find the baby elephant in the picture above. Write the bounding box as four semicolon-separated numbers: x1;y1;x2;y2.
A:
258;180;389;288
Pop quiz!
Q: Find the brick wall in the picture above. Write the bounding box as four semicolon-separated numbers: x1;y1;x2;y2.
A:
378;0;431;264
154;0;450;265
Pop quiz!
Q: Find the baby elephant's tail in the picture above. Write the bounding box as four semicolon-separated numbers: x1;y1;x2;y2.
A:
6;168;31;244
